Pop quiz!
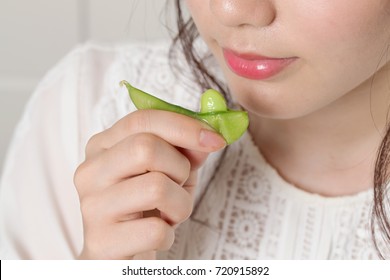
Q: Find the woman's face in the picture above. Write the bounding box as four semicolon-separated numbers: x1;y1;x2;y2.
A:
185;0;390;119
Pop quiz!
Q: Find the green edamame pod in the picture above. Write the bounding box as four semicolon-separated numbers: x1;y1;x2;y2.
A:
120;80;249;144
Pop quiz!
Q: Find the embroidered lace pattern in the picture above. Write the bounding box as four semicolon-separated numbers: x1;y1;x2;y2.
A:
163;134;381;259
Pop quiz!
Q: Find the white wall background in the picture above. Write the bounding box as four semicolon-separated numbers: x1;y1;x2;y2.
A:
0;0;174;171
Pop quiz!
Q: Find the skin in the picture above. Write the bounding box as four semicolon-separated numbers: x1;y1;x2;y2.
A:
186;0;390;196
74;0;390;259
75;110;225;259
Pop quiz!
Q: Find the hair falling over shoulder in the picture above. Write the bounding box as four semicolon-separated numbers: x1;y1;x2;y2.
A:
169;0;390;259
168;0;232;106
372;123;390;259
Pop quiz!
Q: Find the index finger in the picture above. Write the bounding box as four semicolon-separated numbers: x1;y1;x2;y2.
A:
87;109;226;157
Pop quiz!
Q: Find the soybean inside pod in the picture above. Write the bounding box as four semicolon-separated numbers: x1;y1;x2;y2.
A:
120;80;249;145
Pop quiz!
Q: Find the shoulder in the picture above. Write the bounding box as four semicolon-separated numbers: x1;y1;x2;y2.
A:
76;40;203;130
53;40;203;148
38;40;175;98
38;40;176;90
27;39;203;143
14;40;192;161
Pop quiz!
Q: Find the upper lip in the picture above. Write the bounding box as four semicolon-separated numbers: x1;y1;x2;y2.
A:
223;48;293;61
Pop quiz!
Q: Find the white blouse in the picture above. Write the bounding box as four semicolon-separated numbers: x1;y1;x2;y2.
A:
0;41;386;259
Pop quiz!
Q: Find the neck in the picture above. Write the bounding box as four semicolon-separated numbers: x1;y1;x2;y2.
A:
249;65;390;197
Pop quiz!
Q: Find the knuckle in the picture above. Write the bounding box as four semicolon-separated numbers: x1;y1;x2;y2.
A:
126;110;152;133
73;164;83;190
147;218;174;250
73;157;102;194
147;173;169;203
183;157;191;179
168;122;188;142
131;133;159;162
85;132;104;156
85;134;97;152
173;193;193;224
73;160;92;192
79;195;99;221
180;196;194;222
83;228;109;258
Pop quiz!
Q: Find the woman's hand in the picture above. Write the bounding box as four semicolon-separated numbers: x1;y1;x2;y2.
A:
73;109;225;259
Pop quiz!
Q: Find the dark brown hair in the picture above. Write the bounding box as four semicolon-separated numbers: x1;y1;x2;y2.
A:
169;0;390;259
168;0;231;106
373;124;390;259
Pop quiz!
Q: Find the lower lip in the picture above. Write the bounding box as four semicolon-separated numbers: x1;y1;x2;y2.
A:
223;49;296;80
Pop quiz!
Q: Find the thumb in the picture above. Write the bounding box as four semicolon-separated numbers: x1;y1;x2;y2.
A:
177;127;225;170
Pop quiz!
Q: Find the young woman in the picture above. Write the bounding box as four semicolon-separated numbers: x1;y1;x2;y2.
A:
1;0;389;259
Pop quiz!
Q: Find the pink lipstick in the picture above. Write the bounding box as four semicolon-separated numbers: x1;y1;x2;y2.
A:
223;49;296;80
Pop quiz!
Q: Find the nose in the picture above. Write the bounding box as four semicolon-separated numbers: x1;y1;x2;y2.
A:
210;0;276;28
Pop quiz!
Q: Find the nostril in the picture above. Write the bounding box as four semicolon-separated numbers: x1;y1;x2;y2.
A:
210;0;276;28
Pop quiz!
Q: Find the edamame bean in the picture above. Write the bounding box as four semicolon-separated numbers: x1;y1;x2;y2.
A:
120;80;249;144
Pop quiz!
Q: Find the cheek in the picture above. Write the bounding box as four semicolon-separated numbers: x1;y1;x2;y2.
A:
294;1;390;61
253;1;390;118
185;0;208;27
225;70;329;119
185;0;223;45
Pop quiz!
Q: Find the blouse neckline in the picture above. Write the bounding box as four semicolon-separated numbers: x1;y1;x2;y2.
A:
242;131;374;207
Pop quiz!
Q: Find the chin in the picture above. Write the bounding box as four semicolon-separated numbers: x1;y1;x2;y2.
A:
245;103;308;120
229;84;308;120
223;65;327;120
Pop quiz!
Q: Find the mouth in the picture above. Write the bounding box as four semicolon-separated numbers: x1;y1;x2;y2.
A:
222;49;297;80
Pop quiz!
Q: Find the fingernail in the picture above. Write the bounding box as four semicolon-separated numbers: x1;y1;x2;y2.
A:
199;129;226;150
